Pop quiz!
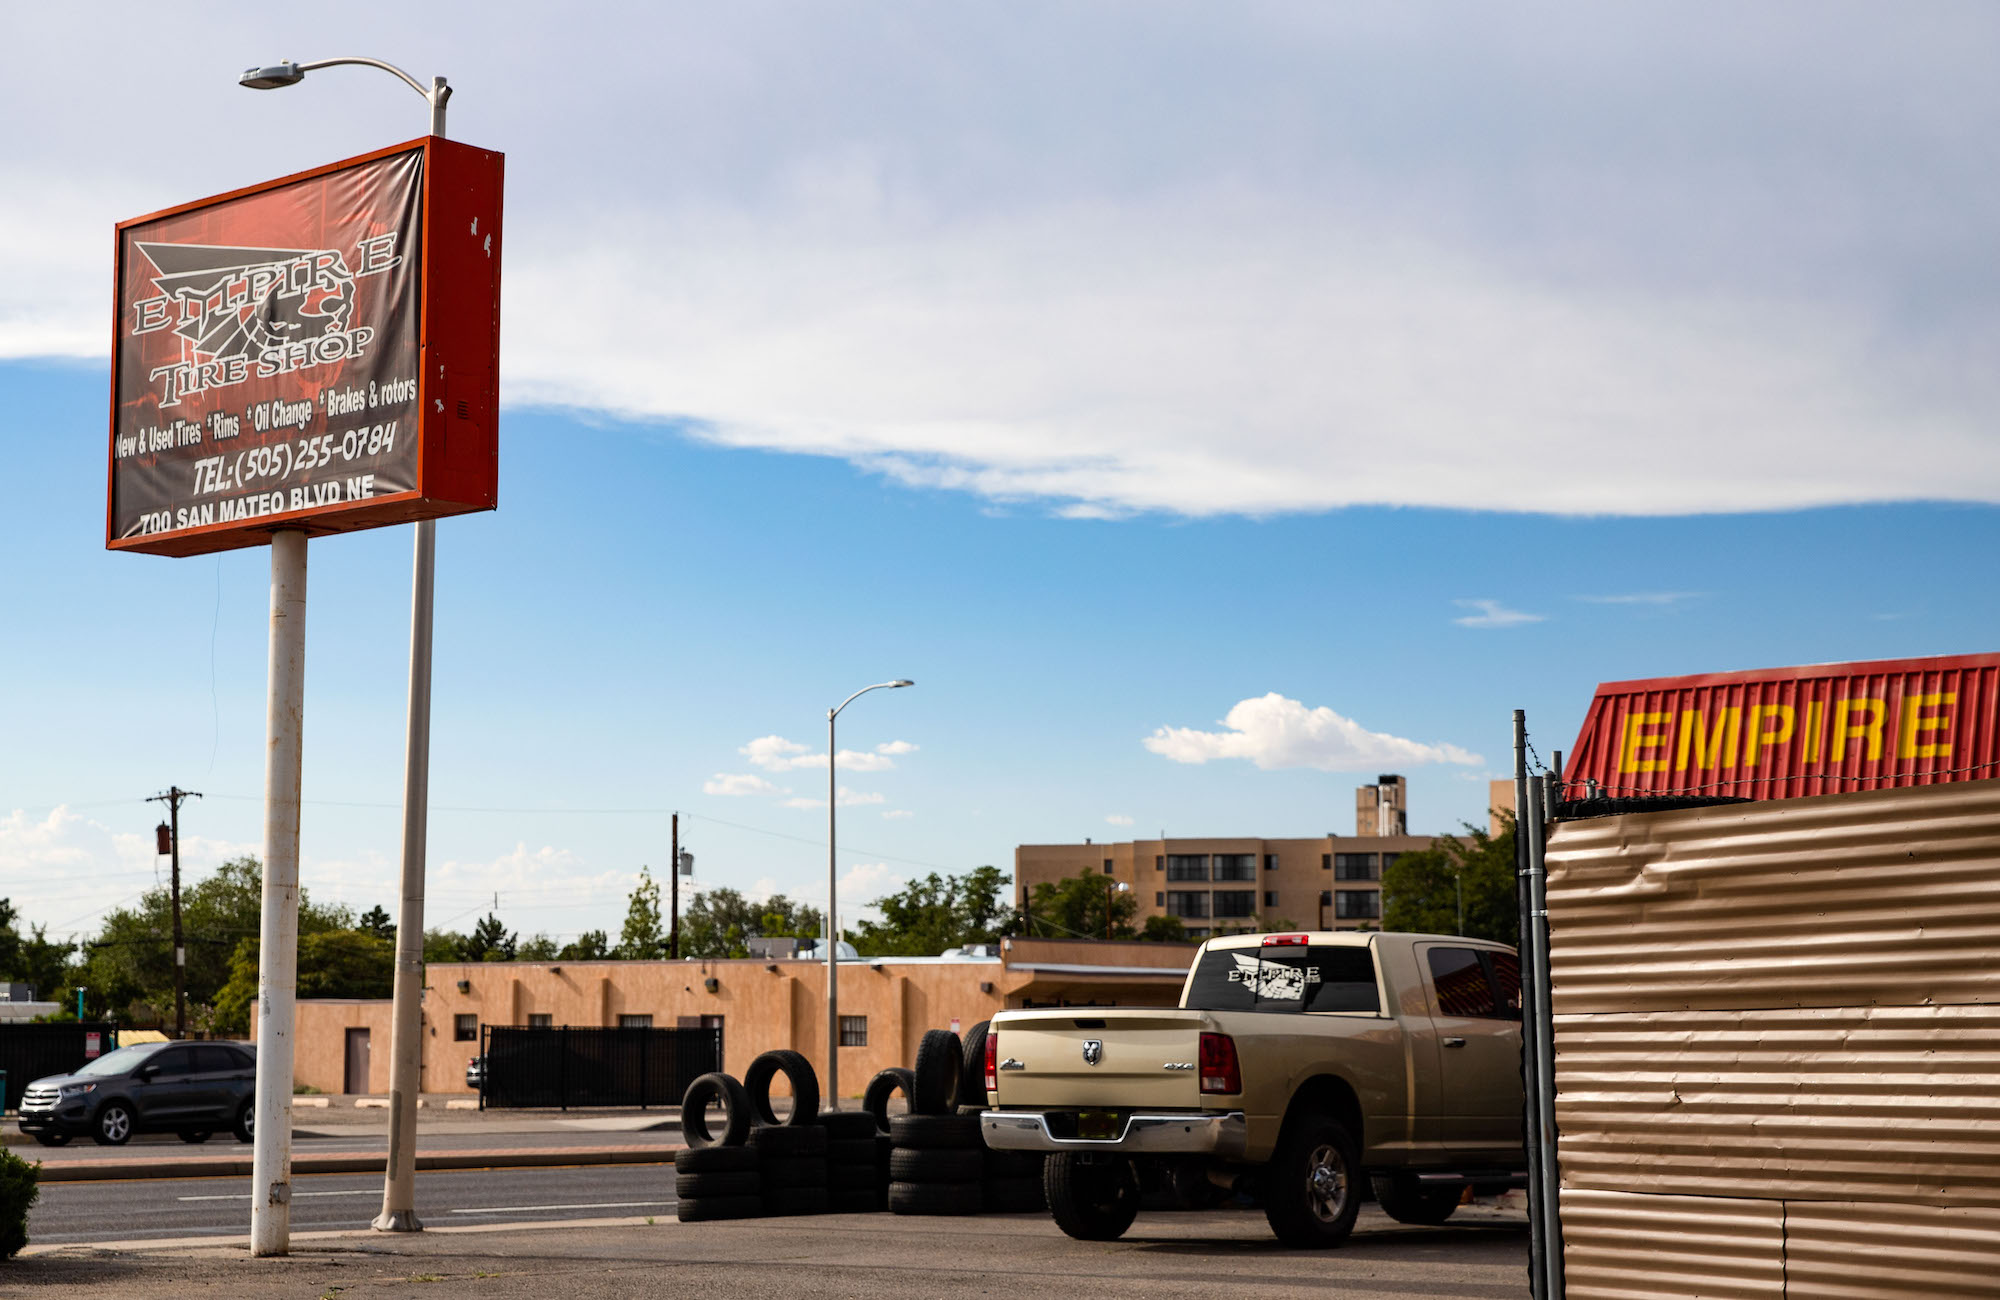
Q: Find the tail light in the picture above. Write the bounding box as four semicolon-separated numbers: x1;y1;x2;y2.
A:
1263;933;1308;947
1199;1032;1241;1095
985;1029;999;1094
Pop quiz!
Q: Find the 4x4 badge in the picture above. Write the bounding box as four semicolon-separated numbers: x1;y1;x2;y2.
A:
1082;1039;1103;1066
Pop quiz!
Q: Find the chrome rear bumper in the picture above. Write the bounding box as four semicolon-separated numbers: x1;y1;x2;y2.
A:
981;1109;1247;1158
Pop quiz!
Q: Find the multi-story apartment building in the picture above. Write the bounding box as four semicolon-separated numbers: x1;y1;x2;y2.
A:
1014;775;1453;939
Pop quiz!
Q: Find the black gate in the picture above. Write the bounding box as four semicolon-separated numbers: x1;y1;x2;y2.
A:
0;1023;120;1110
477;1024;722;1110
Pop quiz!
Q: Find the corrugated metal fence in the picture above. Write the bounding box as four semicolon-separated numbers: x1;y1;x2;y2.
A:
1546;778;2000;1297
478;1024;722;1110
0;1023;119;1110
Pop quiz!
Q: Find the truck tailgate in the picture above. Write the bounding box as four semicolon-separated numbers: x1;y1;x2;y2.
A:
991;1008;1211;1110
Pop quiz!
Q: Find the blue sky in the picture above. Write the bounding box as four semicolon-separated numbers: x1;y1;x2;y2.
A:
5;3;1999;946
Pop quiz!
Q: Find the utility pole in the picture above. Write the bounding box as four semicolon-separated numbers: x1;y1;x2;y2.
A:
148;786;202;1039
669;813;679;960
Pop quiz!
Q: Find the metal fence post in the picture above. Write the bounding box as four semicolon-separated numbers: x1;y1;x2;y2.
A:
559;1024;569;1112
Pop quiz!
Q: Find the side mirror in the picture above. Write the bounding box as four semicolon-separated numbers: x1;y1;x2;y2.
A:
135;1066;157;1081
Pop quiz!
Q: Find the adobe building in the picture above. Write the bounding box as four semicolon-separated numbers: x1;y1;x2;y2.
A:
1015;775;1456;939
283;936;1194;1099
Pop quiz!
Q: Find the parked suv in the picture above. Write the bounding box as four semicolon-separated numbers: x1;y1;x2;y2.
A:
15;1040;257;1147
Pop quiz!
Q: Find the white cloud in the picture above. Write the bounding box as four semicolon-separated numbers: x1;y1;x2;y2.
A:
1105;814;1135;826
1145;694;1482;771
702;773;780;797
875;740;918;757
748;877;782;904
741;735;905;773
783;788;889;810
840;861;906;901
881;809;915;820
0;806;259;940
741;735;813;772
1453;600;1545;629
1574;592;1706;607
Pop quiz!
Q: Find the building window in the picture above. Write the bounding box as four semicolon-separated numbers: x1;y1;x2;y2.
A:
1263;890;1280;908
1335;853;1378;881
840;1015;868;1046
1103;859;1113;874
1165;891;1210;919
619;1014;654;1029
1212;854;1256;881
1381;853;1402;872
454;1014;477;1042
1213;890;1257;919
1319;890;1333;906
1156;891;1165;906
1335;890;1381;920
1184;927;1211;940
1264;853;1278;871
527;1013;552;1028
1321;853;1332;870
1166;854;1209;881
1155;855;1165;871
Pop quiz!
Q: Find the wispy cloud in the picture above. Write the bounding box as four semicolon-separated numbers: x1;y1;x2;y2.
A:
1146;693;1481;771
782;787;889;810
881;809;915;820
741;735;913;773
1453;600;1545;629
1574;592;1706;607
702;773;780;797
1105;814;1134;827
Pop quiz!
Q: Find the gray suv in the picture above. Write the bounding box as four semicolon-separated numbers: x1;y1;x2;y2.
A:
16;1040;257;1146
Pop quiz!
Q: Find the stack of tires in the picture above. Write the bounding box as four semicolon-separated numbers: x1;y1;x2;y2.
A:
674;1071;761;1222
959;1020;1046;1214
744;1049;829;1216
821;1109;884;1212
886;1028;984;1215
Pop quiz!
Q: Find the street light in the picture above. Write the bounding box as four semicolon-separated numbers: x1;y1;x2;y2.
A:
1104;880;1130;940
826;679;914;1109
239;53;451;1248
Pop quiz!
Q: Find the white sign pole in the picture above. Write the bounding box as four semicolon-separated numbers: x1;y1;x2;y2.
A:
250;528;308;1256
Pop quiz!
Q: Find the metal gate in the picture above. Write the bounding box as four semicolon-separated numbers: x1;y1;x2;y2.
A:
477;1024;722;1110
0;1022;120;1110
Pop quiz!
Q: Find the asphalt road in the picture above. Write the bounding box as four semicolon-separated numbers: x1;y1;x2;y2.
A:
15;1122;682;1164
28;1162;679;1243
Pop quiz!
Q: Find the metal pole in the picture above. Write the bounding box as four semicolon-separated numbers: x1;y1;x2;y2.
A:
1525;772;1564;1297
375;70;448;1237
1512;711;1546;1299
170;793;184;1038
826;704;839;1110
670;813;680;960
250;529;308;1257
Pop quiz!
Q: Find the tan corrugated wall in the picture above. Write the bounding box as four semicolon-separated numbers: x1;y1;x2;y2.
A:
1546;778;2000;1298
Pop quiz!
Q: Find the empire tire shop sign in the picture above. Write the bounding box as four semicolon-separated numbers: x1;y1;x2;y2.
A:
106;135;503;1255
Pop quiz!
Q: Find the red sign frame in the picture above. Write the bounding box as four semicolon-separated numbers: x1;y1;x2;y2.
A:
107;136;503;557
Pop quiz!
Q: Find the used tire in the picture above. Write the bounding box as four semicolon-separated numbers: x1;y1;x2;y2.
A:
762;1156;829;1189
1263;1118;1362;1248
765;1186;829;1216
675;1170;763;1199
681;1072;754;1148
93;1102;134;1146
827;1137;877;1165
744;1049;821;1127
676;1144;759;1174
987;1149;1045;1178
234;1100;254;1144
178;1130;212;1144
887;1180;982;1216
749;1123;828;1157
889;1112;983;1150
829;1163;881;1191
817;1110;878;1140
958;1020;991;1108
829;1187;881;1214
1372;1175;1461;1226
911;1029;962;1114
1045;1152;1140;1241
986;1175;1047;1213
31;1132;70;1147
889;1147;984;1182
863;1067;915;1134
677;1194;764;1223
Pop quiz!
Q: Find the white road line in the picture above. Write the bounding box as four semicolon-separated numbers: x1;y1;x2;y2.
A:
177;1189;378;1202
448;1201;674;1215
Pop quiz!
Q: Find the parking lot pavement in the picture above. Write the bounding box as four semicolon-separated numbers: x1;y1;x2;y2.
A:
12;1204;1528;1298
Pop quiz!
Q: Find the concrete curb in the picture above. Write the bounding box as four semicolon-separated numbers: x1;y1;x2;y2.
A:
33;1145;677;1183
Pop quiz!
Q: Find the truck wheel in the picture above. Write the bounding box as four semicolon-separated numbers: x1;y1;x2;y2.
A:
1263;1118;1361;1247
1045;1152;1140;1241
1371;1174;1460;1226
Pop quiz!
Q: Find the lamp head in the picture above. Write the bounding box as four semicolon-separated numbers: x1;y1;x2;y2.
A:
240;61;305;90
890;679;914;688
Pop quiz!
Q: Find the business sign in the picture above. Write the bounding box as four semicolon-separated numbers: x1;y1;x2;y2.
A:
108;137;503;557
1565;652;2000;800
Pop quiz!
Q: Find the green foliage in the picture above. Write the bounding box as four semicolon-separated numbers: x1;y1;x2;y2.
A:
463;914;517;963
0;1147;36;1259
557;930;610;960
517;934;560;961
679;888;823;959
616;868;667;960
1137;915;1189;943
0;899;72;1002
297;931;394;998
422;929;466;963
849;866;1011;956
358;905;395;942
1023;869;1139;941
1381;817;1519;945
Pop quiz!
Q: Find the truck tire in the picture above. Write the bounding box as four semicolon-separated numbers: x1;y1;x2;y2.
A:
761;1156;829;1189
1371;1174;1461;1226
863;1067;915;1134
958;1020;991;1108
1263;1117;1362;1247
817;1110;879;1140
887;1180;982;1216
889;1146;983;1182
676;1144;758;1174
911;1029;962;1114
827;1137;877;1165
830;1186;882;1214
749;1123;828;1157
680;1072;753;1148
677;1194;764;1223
1045;1152;1140;1241
675;1170;763;1199
764;1186;830;1216
744;1049;821;1127
888;1112;983;1149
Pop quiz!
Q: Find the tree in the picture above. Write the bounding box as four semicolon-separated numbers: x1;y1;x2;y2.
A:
558;930;610;960
849;866;1011;957
1381;817;1519;945
679;888;823;959
212;928;396;1035
616;868;666;960
463;914;517;962
517;934;560;961
0;899;72;1000
358;905;395;942
1023;869;1138;941
1138;915;1188;943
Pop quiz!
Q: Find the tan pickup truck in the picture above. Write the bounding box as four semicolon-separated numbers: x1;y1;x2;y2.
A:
981;930;1525;1245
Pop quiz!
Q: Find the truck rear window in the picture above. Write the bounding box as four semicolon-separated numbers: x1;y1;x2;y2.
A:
1184;946;1380;1014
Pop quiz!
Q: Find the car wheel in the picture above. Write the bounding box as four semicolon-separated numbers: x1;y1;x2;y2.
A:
93;1102;135;1146
179;1130;213;1144
234;1099;255;1144
1371;1174;1460;1226
32;1132;71;1147
1044;1152;1140;1241
1263;1117;1361;1247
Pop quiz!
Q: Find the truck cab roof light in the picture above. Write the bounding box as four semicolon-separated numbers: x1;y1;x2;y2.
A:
1263;934;1309;946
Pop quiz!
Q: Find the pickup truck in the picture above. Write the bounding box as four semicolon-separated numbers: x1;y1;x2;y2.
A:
980;930;1526;1245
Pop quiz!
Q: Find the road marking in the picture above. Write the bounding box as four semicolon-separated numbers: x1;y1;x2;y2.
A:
448;1201;674;1215
177;1189;378;1202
